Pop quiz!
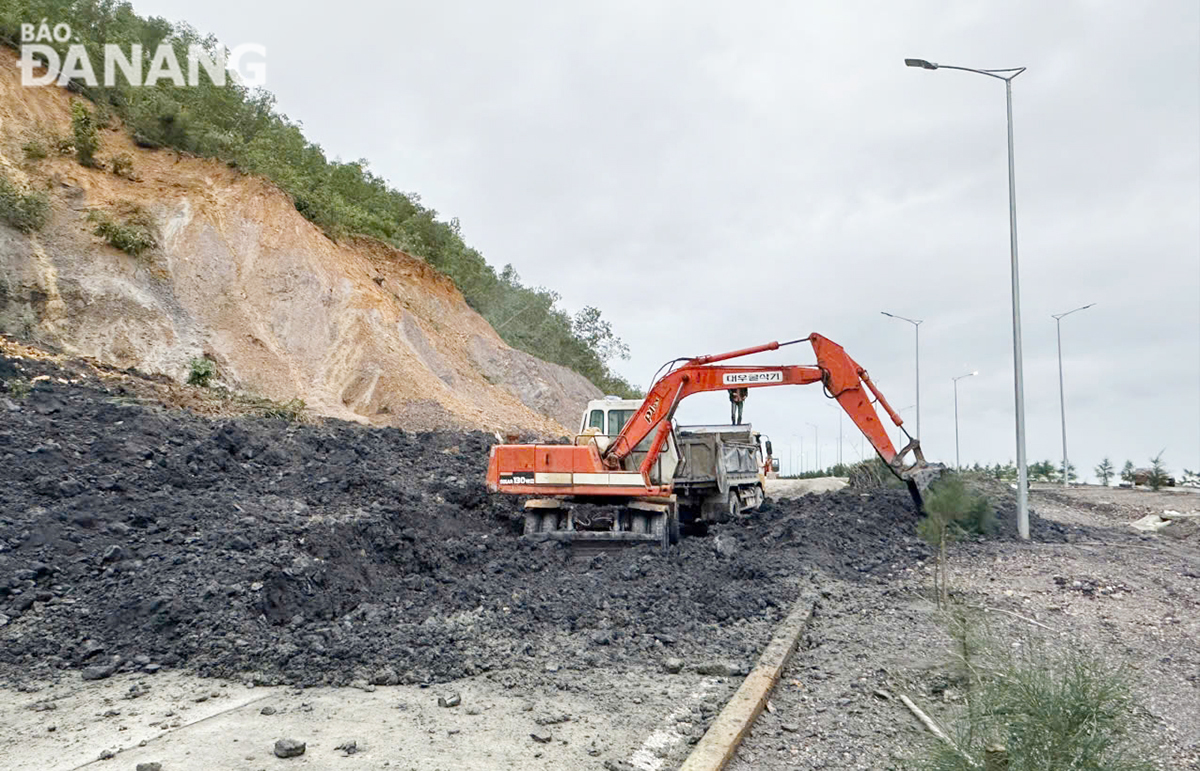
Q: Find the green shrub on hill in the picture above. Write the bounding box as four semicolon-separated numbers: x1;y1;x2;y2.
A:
0;0;639;397
88;206;157;256
0;172;49;233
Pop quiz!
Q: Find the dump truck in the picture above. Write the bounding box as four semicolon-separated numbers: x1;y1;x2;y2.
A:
485;333;941;548
544;397;772;542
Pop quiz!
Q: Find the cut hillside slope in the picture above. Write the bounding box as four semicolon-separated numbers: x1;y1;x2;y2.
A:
0;51;598;432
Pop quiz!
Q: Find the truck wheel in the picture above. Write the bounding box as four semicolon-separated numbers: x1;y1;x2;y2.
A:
727;491;741;520
668;515;680;545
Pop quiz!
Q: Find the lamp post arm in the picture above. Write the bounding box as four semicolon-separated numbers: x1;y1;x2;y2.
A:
935;64;1026;82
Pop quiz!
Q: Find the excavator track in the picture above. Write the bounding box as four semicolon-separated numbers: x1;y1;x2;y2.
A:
522;499;678;552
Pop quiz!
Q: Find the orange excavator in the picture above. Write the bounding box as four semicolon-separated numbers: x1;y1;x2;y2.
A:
486;334;941;547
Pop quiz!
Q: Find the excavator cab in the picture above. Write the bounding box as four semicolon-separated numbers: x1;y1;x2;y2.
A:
578;397;680;486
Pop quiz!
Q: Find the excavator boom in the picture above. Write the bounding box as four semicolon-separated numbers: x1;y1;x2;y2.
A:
598;334;934;501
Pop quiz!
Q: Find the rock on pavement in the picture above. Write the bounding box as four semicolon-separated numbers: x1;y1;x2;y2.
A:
273;738;306;758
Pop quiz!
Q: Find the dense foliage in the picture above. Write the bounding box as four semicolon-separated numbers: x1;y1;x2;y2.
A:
0;0;638;397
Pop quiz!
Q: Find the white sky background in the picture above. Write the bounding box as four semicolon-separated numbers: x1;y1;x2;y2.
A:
133;0;1200;478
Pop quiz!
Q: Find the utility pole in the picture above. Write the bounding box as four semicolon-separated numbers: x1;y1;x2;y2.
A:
1053;303;1095;487
905;57;1029;538
881;312;923;440
826;403;844;466
953;371;979;470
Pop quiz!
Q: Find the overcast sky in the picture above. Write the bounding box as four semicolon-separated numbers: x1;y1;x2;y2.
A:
133;0;1200;479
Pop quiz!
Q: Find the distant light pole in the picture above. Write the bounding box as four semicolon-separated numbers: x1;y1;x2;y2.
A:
905;57;1029;539
881;312;922;439
826;403;844;466
952;371;979;470
1052;303;1095;487
896;404;916;449
807;422;820;471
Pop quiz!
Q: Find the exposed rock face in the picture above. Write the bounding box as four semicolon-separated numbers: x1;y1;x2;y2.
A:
468;335;602;430
0;50;598;433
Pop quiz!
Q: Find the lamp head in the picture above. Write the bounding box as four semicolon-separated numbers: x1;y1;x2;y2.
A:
905;58;938;70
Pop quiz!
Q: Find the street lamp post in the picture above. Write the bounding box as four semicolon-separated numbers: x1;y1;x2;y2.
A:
1052;303;1096;487
807;422;819;472
896;404;916;449
952;371;979;470
905;57;1030;539
826;403;844;466
881;312;922;440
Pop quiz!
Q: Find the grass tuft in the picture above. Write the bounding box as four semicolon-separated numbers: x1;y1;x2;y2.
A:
922;633;1157;771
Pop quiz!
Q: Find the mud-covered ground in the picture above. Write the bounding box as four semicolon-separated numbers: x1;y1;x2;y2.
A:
1;348;931;694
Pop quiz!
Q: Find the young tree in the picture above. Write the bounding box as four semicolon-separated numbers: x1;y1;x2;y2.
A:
1120;460;1136;486
917;476;995;607
1094;458;1114;486
1148;452;1170;491
1029;460;1057;482
71;101;99;168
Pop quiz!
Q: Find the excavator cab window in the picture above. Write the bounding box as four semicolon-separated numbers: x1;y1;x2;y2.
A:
607;409;636;436
587;409;605;433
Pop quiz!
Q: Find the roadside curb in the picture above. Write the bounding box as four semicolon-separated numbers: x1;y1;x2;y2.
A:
678;594;817;771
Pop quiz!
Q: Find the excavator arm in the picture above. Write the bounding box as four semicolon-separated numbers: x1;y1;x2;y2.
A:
602;333;937;503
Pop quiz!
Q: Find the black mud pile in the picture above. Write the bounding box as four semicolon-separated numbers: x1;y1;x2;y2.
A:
4;353;942;687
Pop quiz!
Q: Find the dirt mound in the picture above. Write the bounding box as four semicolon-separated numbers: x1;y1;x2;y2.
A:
0;49;597;434
0;354;959;688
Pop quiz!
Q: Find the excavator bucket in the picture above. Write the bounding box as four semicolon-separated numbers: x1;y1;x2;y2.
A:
890;438;946;513
901;463;946;512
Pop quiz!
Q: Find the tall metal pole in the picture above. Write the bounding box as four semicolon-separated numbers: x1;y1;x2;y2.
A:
904;58;1028;538
1004;77;1030;539
914;323;921;440
952;373;977;470
1053;303;1095;488
896;405;915;449
954;378;961;470
1055;317;1066;486
826;403;845;466
881;312;923;439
